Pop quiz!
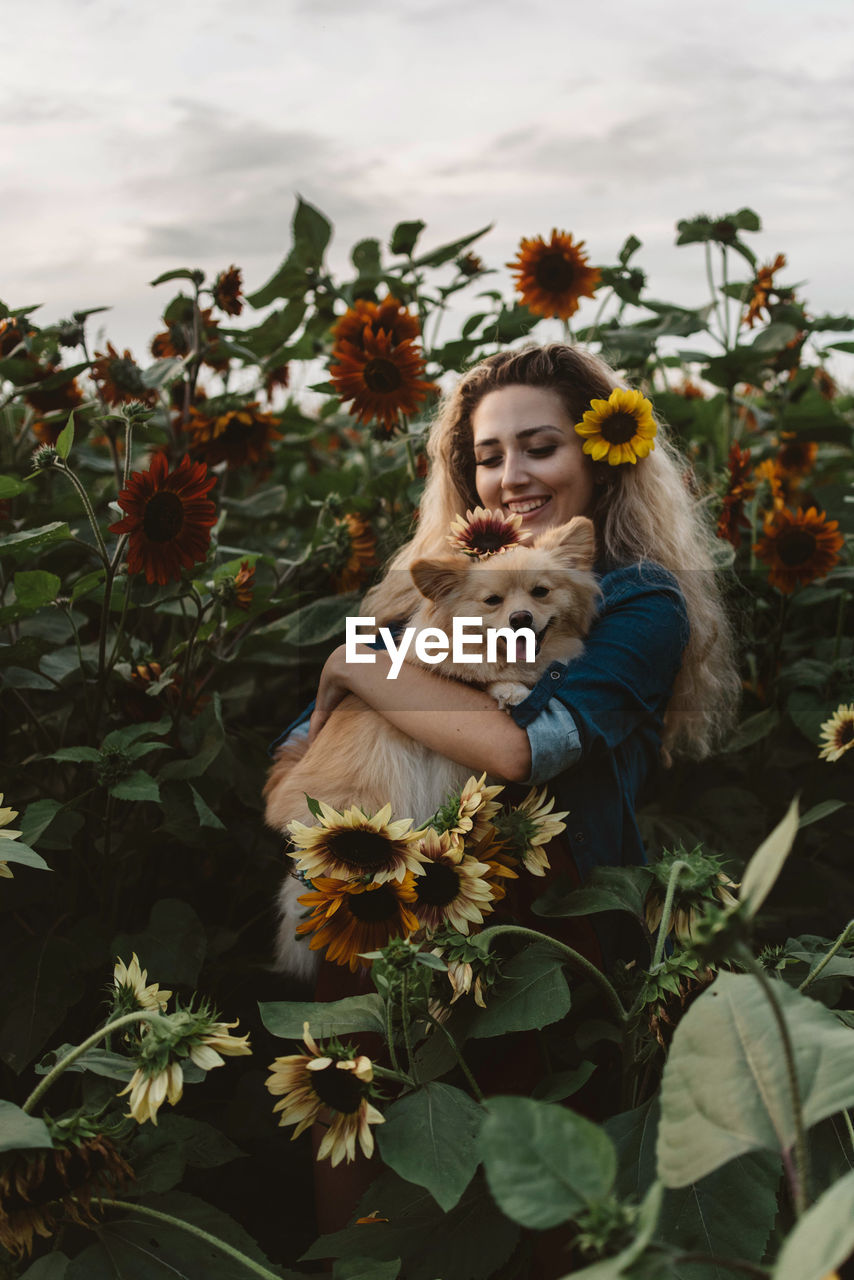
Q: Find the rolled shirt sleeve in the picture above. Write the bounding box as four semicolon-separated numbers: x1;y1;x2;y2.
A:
524;699;582;785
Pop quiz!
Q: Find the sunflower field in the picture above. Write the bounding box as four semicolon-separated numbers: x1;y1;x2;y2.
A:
1;200;854;1280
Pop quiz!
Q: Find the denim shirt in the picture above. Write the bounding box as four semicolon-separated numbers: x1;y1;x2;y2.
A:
271;560;689;886
509;561;690;883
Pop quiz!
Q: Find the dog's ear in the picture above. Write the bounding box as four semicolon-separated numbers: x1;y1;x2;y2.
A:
411;557;464;601
533;516;595;570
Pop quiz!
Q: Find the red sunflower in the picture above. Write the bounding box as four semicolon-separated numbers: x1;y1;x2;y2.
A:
507;230;600;320
331;296;421;349
754;506;844;593
110;453;217;585
330;329;435;434
213;265;244;317
92;343;157;407
716;442;756;550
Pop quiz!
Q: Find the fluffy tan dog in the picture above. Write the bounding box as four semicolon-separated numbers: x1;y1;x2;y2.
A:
264;516;598;974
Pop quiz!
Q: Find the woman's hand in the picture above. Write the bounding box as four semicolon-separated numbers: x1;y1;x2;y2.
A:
308;644;350;743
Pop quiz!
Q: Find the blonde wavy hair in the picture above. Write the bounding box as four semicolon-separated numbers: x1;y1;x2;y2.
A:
364;343;740;759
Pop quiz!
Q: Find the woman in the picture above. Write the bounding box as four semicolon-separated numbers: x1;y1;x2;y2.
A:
304;343;738;884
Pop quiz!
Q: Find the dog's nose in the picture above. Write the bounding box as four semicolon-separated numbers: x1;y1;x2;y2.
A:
509;610;534;630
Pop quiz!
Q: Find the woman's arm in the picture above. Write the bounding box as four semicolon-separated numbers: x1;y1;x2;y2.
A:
309;644;533;783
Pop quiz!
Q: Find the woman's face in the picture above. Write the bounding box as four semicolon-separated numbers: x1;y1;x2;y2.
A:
471;384;596;532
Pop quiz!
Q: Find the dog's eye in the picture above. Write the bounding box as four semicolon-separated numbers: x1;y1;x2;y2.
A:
484;594;503;606
531;585;549;598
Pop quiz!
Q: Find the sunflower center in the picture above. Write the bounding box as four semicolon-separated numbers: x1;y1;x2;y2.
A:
600;412;639;445
838;721;854;746
534;251;578;293
363;357;403;394
472;527;510;552
777;529;816;567
347;884;399;922
416;861;461;907
310;1062;364;1114
143;491;185;543
328;829;396;872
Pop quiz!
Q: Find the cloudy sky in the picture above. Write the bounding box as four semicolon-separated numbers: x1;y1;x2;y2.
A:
3;0;853;361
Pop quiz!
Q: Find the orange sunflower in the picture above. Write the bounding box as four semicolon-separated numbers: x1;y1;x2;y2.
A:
447;507;528;558
776;432;817;480
331;296;421;349
743;253;787;328
92;343;157;407
296;875;420;971
754;506;844;593
716;442;756;550
184;401;282;469
329;513;377;593
213;265;244;316
507;230;600;321
109;452;217;585
330;329;435;434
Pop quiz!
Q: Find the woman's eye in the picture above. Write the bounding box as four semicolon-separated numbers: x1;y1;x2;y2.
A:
531;585;549;598
475;456;502;468
528;445;557;458
484;595;503;606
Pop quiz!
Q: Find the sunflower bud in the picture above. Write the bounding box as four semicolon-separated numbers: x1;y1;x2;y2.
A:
31;443;60;471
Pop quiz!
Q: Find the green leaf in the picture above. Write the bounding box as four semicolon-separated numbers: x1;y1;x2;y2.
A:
259;993;386;1039
774;1168;854;1280
109;769;161;802
158;695;225;781
47;745;102;764
561;1182;663;1279
725;706;782;752
618;235;642;265
378;1083;482;1211
36;1044;136;1082
113;898;207;987
657;970;854;1187
55;411;75;460
533;865;652;920
0;1100;54;1152
531;1061;597;1102
334;1260;400;1280
293;195;332;260
479;1095;616;1228
0;839;49;871
19;1256;70;1280
129;1114;245;1194
739;797;800;918
101;716;172;750
798;800;846;829
267;592;358;647
389;220;426;257
751;322;801;352
467;943;571;1039
150;268;205;286
411;224;492;269
189;785;225;830
0;474;31;498
0;521;70;562
0;569;62;624
351;237;383;279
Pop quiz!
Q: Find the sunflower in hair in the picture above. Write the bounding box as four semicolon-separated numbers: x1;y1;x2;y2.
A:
574;387;657;466
296;876;420;971
288;802;426;884
447;507;528;558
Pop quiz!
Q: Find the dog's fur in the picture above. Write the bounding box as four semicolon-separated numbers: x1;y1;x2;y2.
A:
264;516;599;976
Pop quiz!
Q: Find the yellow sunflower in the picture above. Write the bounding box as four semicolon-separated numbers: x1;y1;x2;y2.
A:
329;329;435;435
818;703;854;763
118;1061;184;1126
266;1022;384;1165
0;793;23;880
411;829;495;935
507;229;601;320
511;786;569;876
186;1019;252;1070
574;387;658;466
296;875;420;971
433;773;505;844
113;953;172;1013
288;802;427;884
447;507;528;558
754;506;844;593
447;958;487;1008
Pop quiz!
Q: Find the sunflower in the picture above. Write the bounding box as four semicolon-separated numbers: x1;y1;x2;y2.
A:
411;829;495;935
119;1061;184;1125
331;296;421;349
113;953;172;1013
92;342;157;407
776;432;817;480
109;452;217;586
495;786;568;876
456;251;485;278
818;703;854;763
0;793;22;881
447;507;528;558
186;1019;252;1070
184;401;282;470
644;846;740;945
296;875;420;971
330;513;377;593
266;1022;384;1165
213;265;244;316
264;362;291;399
0;1135;133;1258
716;441;756;550
330;329;435;435
25;373;84;416
233;559;256;609
433;773;505;843
743;253;787;328
507;230;600;321
814;367;838;401
574;387;657;466
754;505;844;593
288;801;426;884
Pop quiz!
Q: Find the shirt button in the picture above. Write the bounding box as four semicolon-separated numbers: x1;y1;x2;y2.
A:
574;832;585;843
550;670;560;680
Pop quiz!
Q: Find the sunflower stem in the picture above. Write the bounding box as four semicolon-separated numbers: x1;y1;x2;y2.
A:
586;286;614;348
424;1012;485;1104
399;973;417;1083
22;1010;165;1114
96;1200;284;1280
473;925;626;1024
797;919;853;993
384;994;404;1079
650;859;691;971
171;586;209;734
703;243;727;351
55;460;110;569
843;1109;854;1156
736;944;809;1216
832;591;848;663
402;432;417;482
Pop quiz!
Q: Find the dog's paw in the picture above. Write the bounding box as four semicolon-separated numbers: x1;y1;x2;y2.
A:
488;680;532;710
